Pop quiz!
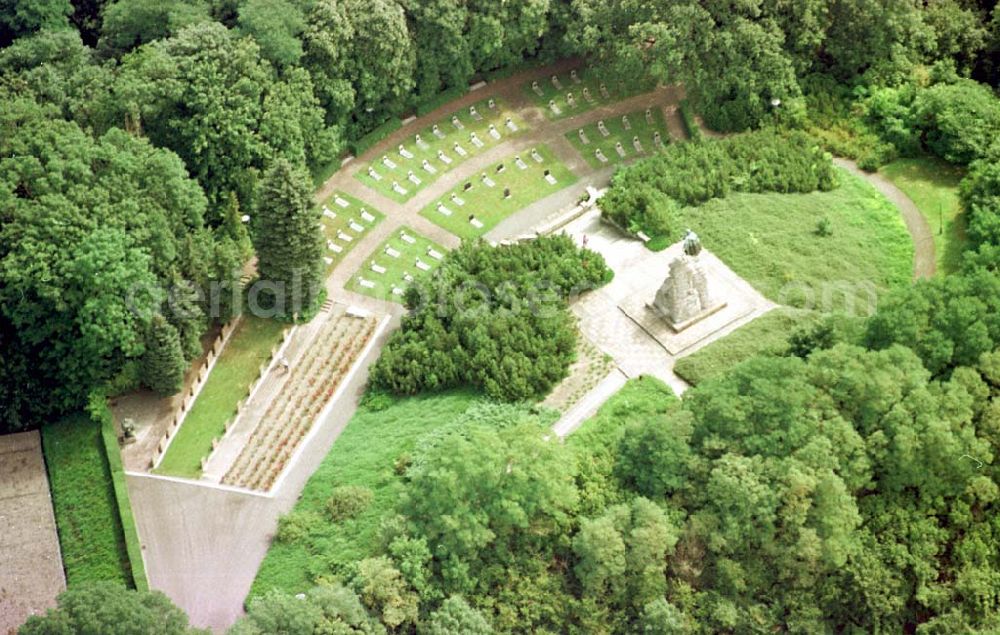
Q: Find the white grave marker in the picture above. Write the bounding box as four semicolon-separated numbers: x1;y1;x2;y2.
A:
437;203;453;216
400;232;416;244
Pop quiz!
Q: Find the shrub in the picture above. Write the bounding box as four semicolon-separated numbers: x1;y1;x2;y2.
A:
600;129;836;242
815;216;833;237
912;79;1000;165
370;236;611;401
326;485;374;522
275;510;324;544
415;86;468;117
348;118;402;157
678;100;702;142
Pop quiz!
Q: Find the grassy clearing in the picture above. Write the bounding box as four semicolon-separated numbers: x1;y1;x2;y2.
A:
156;316;286;478
420;145;577;240
879;157;967;275
346;226;448;302
689;168;913;312
42;414;132;587
354;97;527;203
318;191;385;276
566;107;671;169
673;309;806;386
524;66;654;121
251;390;483;596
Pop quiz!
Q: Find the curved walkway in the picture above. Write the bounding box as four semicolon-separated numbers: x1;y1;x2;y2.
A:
128;62;687;633
834;158;935;279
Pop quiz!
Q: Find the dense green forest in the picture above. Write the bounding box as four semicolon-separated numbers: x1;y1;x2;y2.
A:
2;0;1000;430
9;0;1000;632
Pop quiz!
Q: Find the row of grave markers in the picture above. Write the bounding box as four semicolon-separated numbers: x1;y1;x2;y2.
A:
356;231;445;297
368;101;519;195
533;69;613;116
433;148;557;225
320;196;378;265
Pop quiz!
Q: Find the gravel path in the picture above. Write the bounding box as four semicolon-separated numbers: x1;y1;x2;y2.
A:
834;158;935;279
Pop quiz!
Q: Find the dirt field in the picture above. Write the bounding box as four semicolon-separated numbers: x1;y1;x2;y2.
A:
0;431;65;634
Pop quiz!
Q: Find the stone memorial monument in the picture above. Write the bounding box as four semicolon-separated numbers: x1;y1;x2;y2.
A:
650;231;725;331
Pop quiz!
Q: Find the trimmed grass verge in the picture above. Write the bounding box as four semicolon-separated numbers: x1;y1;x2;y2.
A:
420;145;577;240
156;316;285;478
879;156;967;275
42;414;132;588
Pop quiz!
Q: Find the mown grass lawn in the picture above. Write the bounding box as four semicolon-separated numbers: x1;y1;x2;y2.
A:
317;190;384;276
42;414;131;587
346;226;448;302
523;66;656;121
354;97;527;203
880;156;966;275
156;316;286;478
420;145;577;240
250;390;483;597
566;107;671;169
689;168;913;314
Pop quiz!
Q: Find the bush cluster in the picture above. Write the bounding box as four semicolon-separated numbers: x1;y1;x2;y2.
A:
600;129;837;241
370;236;612;401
